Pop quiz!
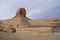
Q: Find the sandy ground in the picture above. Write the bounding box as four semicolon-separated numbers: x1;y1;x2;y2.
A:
0;31;60;40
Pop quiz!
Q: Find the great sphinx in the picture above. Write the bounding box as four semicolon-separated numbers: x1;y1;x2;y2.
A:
0;8;59;33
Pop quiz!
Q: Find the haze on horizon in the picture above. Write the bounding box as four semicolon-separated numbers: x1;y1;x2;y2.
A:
0;0;60;20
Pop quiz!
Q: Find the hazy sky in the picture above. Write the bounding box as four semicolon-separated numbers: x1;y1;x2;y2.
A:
0;0;60;20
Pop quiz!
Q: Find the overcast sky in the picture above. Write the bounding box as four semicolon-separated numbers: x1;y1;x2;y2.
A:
0;0;60;20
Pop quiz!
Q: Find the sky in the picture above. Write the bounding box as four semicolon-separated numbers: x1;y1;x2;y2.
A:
0;0;60;20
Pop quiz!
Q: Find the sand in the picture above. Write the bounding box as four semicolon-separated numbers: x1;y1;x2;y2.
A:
0;31;60;40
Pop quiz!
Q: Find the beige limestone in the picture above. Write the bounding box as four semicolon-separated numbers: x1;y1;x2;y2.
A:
0;8;60;33
16;27;53;33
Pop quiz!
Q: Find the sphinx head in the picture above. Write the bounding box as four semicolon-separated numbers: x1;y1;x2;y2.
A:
16;8;26;17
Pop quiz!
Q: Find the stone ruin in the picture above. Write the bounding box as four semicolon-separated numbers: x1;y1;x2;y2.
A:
0;8;59;33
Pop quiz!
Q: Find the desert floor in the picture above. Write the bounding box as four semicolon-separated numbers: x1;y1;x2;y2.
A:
0;31;60;40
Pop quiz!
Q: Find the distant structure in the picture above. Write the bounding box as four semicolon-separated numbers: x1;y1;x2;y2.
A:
0;8;60;33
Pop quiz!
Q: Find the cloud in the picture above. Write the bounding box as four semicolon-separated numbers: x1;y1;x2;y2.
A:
27;9;41;16
0;0;60;20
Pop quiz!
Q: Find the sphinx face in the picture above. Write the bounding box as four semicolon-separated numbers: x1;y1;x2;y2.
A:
16;8;26;17
20;8;26;15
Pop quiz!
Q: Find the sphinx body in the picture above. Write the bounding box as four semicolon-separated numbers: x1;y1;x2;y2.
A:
0;8;58;33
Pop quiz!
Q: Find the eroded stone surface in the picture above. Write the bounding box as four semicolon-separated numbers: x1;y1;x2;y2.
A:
0;8;60;33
